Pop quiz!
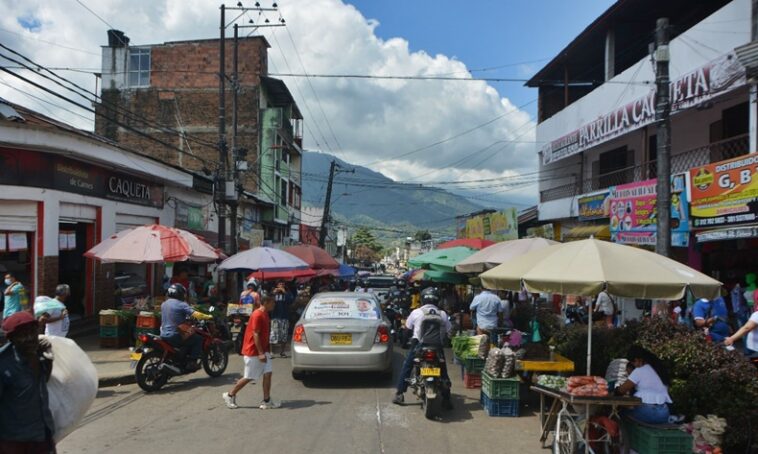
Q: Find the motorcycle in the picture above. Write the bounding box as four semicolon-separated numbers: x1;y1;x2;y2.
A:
131;312;230;392
407;345;449;420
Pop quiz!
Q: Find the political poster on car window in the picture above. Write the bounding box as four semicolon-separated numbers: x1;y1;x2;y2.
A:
306;299;379;320
689;154;758;229
608;174;689;247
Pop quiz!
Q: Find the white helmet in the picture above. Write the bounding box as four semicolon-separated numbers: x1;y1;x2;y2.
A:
246;278;260;291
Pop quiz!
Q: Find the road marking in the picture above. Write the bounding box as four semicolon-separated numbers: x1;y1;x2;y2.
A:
374;389;386;454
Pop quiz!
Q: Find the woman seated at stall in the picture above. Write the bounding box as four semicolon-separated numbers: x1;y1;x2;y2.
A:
615;345;672;424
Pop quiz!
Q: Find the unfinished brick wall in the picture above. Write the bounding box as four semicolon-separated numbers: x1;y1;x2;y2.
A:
93;262;115;314
37;256;59;298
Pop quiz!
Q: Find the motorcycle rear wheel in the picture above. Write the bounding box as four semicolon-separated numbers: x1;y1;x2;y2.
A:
423;393;442;420
136;351;168;392
203;343;229;377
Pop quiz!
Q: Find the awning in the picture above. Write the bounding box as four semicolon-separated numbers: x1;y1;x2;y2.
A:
696;225;758;243
562;224;610;242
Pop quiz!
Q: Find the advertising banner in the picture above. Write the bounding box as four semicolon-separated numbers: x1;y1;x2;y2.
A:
464;208;518;241
608;174;689;247
542;52;746;165
689;154;758;228
577;191;610;221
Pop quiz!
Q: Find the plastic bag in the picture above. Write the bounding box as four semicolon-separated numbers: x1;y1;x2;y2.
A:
45;335;98;443
33;296;66;318
484;348;505;377
477;334;490;359
500;347;517;378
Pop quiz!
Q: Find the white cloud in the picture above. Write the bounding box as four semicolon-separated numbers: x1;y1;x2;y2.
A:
0;0;537;205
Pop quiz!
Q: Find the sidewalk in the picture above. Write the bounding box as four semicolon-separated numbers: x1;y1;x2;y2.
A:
74;334;136;388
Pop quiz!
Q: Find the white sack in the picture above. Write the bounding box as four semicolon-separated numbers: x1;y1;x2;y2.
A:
44;335;98;443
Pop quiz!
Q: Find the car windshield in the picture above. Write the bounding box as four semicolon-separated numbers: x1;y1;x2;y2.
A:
304;297;381;320
364;277;394;289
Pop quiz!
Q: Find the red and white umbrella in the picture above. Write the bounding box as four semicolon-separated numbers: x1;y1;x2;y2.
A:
84;224;224;263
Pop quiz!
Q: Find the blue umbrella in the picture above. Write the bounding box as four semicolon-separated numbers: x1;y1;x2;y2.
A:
338;263;356;277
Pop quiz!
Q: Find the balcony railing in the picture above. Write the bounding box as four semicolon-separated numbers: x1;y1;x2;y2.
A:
539;134;749;203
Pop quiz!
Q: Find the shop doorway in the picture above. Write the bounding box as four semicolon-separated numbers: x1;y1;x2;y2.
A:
58;222;93;319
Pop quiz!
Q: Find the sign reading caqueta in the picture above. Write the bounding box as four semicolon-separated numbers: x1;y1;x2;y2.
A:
689;154;758;228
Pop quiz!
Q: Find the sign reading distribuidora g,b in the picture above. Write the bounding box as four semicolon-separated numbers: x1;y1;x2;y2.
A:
689;154;758;228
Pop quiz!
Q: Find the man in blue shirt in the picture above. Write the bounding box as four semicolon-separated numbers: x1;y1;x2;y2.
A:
470;288;505;334
161;284;212;371
0;312;56;452
693;297;730;343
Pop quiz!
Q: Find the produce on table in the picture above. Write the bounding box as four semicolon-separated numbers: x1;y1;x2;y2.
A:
500;347;517;378
604;358;629;386
452;335;488;359
567;375;608;397
537;374;568;390
477;334;490;359
484;348;505;377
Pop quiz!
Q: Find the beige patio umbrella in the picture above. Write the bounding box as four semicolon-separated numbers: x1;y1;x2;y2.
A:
480;238;721;300
454;238;558;274
479;238;722;375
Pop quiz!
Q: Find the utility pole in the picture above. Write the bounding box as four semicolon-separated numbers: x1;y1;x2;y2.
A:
654;18;671;257
319;160;337;248
230;23;239;257
217;4;228;254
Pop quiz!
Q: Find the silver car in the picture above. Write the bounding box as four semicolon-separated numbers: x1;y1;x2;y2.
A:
290;292;393;379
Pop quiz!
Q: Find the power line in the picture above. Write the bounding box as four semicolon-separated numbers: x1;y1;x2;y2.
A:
0;27;100;56
72;0;127;46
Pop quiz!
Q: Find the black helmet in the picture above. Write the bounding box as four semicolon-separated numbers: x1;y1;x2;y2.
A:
167;283;187;301
421;287;440;306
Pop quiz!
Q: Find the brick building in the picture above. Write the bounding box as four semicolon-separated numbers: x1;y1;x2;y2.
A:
95;30;303;247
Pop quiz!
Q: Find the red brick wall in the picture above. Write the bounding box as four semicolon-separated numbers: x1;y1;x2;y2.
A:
94;262;115;314
38;256;58;298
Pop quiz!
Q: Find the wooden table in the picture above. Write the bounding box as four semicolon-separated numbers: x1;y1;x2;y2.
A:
531;384;641;454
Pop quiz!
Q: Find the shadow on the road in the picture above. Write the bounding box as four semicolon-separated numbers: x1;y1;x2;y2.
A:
300;371;394;389
438;393;476;423
281;399;332;409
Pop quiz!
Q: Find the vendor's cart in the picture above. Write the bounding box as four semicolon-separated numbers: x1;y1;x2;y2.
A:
531;384;640;454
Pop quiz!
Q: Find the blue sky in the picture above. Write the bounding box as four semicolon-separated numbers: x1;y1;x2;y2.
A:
347;0;615;118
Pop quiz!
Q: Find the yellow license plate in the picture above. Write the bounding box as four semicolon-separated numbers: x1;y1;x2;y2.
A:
130;352;142;361
420;367;441;377
330;334;352;345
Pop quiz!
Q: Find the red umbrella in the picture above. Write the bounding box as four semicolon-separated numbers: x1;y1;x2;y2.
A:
85;224;222;263
436;238;496;250
284;245;339;269
246;268;317;281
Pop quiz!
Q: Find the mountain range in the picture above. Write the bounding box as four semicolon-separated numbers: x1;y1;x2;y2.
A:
301;151;482;233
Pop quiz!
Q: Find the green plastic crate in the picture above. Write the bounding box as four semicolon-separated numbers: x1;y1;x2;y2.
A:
626;419;692;454
462;357;485;373
481;372;520;400
99;325;128;338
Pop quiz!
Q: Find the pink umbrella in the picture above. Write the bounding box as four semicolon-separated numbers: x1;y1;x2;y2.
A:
436;238;495;250
85;224;223;263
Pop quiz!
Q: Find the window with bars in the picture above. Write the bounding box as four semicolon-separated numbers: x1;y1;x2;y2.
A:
128;48;151;87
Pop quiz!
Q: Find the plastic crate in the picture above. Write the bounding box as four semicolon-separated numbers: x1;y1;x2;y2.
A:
462;357;485;374
136;315;159;329
99;336;130;348
481;372;520;400
136;327;159;336
463;371;482;389
99;325;128;338
625;419;692;454
99;313;122;327
480;391;519;417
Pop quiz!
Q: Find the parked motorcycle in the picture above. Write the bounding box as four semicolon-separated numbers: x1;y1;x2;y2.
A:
132;314;230;392
407;345;449;420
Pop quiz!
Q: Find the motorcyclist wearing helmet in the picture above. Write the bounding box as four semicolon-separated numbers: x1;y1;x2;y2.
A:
392;286;453;409
240;278;261;308
160;283;213;371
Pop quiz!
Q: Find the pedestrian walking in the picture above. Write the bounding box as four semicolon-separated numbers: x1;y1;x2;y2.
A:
223;295;280;410
270;281;292;357
3;273;28;320
0;312;57;453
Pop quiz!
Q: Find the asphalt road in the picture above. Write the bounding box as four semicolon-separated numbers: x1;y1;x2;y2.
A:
58;349;545;454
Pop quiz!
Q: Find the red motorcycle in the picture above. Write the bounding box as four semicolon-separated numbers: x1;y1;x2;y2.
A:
132;317;230;392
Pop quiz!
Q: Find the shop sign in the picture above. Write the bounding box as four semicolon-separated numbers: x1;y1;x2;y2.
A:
175;201;205;231
696;226;758;243
0;147;164;207
464;208;518;241
542;52;746;165
608;174;690;247
525;223;555;240
689;154;758;228
577;191;610;221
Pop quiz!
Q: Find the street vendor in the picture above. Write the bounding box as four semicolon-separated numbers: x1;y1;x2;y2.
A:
615;345;672;424
693;297;731;343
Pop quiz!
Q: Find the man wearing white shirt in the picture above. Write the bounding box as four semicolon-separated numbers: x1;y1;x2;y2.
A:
39;284;70;337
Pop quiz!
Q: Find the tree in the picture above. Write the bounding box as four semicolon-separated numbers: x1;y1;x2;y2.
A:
351;227;382;252
414;230;432;242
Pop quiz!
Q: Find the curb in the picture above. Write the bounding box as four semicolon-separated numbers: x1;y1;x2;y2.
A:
98;373;136;388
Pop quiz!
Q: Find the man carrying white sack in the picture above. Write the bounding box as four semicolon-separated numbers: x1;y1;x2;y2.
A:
0;311;57;453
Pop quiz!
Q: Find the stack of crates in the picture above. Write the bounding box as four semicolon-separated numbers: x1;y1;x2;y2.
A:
479;372;520;417
461;357;485;389
135;312;160;348
99;310;130;348
624;418;692;454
